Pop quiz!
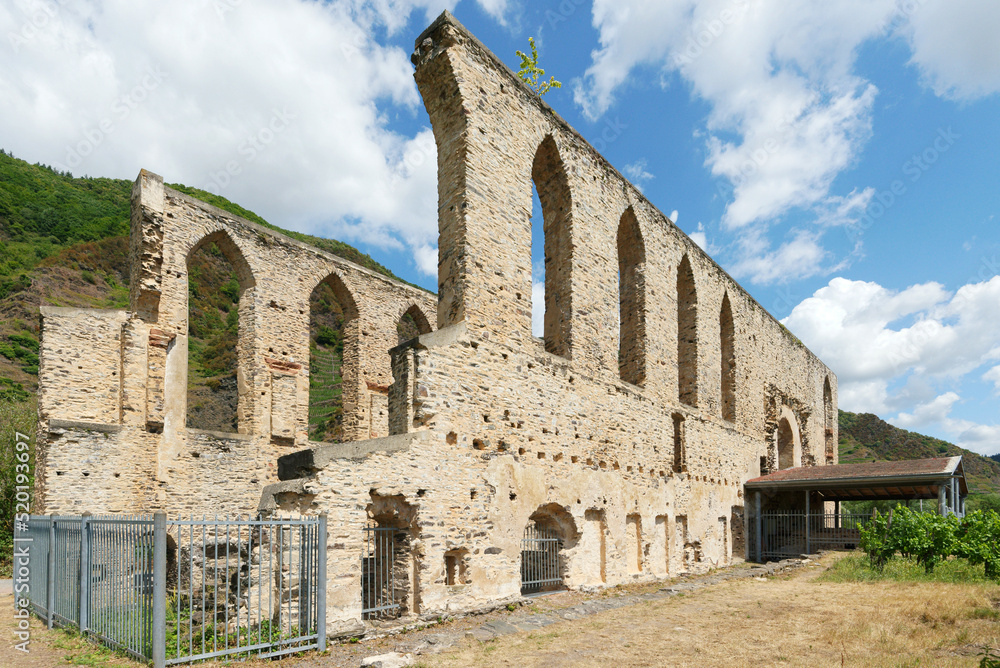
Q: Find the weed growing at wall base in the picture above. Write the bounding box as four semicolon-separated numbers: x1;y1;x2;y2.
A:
820;552;995;584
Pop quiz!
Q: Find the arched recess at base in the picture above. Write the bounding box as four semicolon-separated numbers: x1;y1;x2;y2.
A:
521;503;579;594
363;492;419;619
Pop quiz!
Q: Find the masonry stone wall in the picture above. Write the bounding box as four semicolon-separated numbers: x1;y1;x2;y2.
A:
255;12;839;636
37;172;435;517
37;10;839;638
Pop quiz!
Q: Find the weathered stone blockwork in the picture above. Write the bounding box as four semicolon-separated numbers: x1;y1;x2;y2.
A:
256;12;839;636
37;10;838;637
37;172;435;517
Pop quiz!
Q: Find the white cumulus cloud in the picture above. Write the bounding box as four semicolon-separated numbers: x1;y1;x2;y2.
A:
900;0;1000;100
0;0;505;278
784;276;1000;454
984;366;1000;395
573;0;1000;286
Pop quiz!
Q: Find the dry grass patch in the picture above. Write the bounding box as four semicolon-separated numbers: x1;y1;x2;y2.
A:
423;554;1000;668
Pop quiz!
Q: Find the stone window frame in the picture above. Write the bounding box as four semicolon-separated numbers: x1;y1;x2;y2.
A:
183;229;257;434
677;254;699;407
531;134;574;360
617;206;647;387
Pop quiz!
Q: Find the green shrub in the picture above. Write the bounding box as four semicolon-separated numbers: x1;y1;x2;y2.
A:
858;504;1000;579
7;332;38;350
315;325;340;348
954;510;1000;579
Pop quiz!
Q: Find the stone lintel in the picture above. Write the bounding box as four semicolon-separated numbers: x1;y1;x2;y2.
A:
277;431;431;481
48;419;123;434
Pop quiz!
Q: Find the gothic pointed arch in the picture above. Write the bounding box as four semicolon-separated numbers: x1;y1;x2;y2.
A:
308;271;360;442
720;292;736;421
618;206;646;386
677;254;698;406
532;134;573;359
398;303;433;344
185;229;256;433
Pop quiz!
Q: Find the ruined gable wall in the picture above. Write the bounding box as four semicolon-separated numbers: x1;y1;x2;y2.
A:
410;12;837;470
258;13;840;629
37;171;435;516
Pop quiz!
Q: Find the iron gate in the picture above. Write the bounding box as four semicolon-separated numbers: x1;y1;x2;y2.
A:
361;525;401;620
748;510;875;561
520;524;562;594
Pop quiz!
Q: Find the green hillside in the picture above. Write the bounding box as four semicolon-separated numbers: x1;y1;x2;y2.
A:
0;150;415;571
0;150;408;405
839;409;1000;496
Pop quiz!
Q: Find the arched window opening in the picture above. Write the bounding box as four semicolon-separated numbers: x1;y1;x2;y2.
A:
777;417;795;470
824;377;834;464
531;134;572;358
618;207;646;385
398;304;432;345
720;293;736;421
521;503;578;594
186;232;253;432
677;255;698;407
309;273;358;443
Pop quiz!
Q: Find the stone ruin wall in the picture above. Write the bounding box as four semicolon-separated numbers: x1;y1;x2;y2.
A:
35;10;839;636
35;171;436;517
257;12;839;635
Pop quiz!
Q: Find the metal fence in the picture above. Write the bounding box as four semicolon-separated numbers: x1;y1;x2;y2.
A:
361;525;402;620
24;515;153;658
520;524;562;594
748;510;874;562
21;513;326;667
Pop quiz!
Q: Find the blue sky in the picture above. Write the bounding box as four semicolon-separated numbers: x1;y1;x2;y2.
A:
1;0;998;453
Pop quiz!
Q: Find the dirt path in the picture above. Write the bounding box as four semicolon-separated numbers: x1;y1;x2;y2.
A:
423;554;1000;668
0;593;135;668
4;555;998;667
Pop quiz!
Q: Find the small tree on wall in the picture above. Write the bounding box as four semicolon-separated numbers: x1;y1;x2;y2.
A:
516;37;561;96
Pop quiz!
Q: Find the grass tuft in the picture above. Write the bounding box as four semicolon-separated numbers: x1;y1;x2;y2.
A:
821;552;993;584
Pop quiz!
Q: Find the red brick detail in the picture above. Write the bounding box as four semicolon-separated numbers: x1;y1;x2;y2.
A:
264;357;302;374
148;329;176;349
366;381;390;394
